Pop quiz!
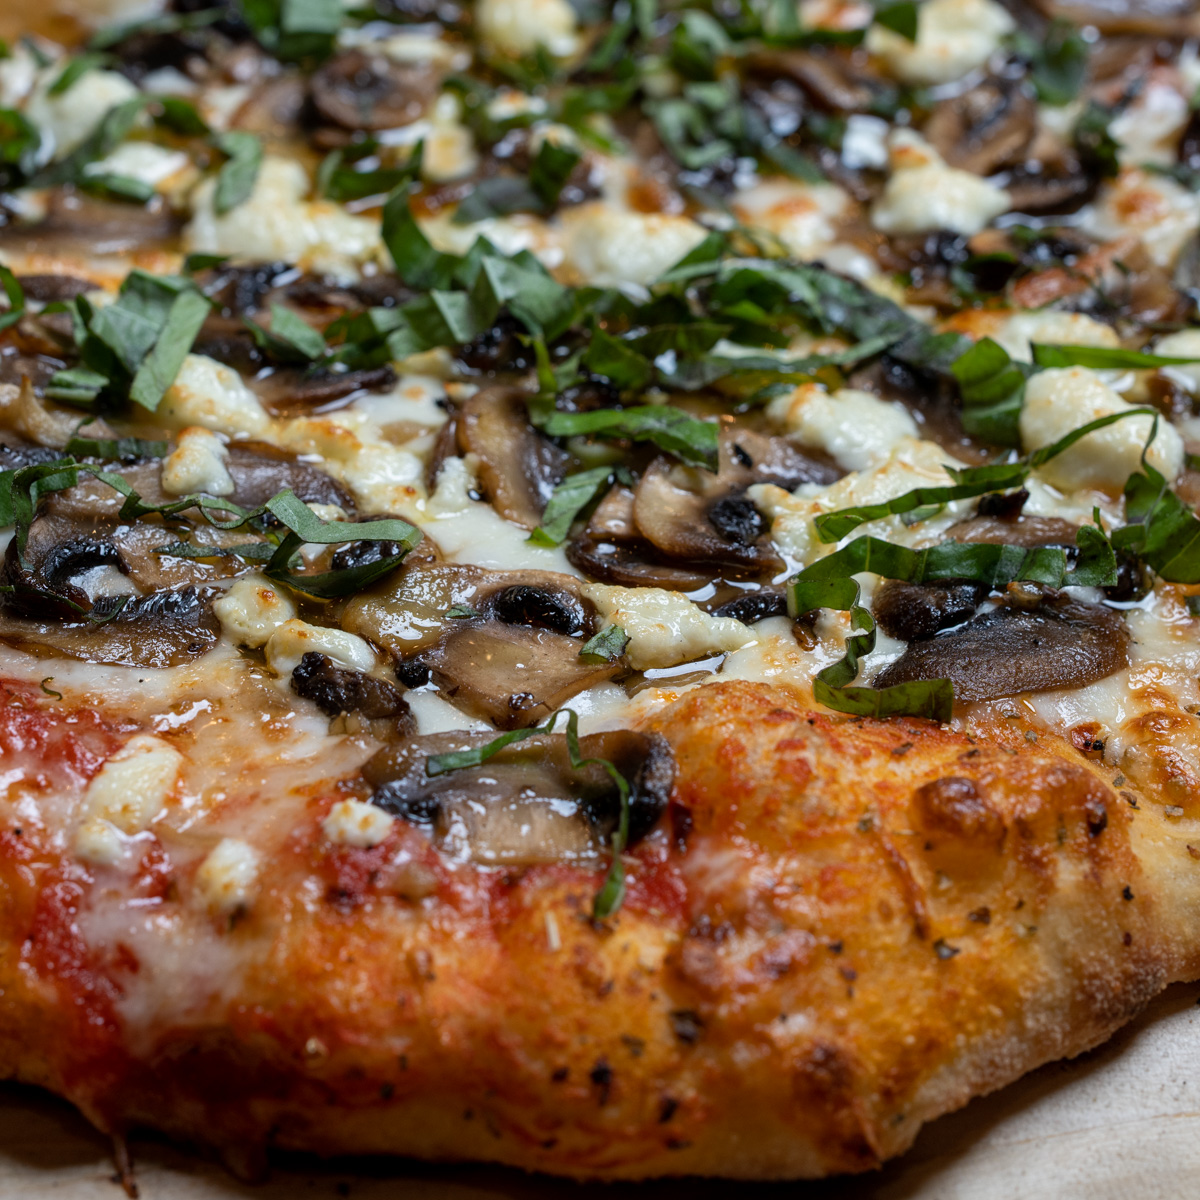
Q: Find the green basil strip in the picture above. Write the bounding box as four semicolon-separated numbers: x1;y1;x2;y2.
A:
793;575;954;722
1030;343;1200;370
535;405;720;471
88;8;223;50
529;465;619;546
816;408;1161;542
579;624;629;663
49;52;111;96
129;288;210;411
873;1;918;41
1114;460;1200;584
951;337;1032;447
0;265;25;333
64;435;168;461
213;131;263;215
247;302;327;363
78;171;156;204
425;708;631;920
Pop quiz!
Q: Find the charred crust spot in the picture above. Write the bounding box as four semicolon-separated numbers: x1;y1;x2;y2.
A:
670;1009;704;1044
589;1059;613;1105
913;776;1005;848
1123;886;1134;901
551;1067;569;1083
1085;797;1109;837
659;1096;679;1124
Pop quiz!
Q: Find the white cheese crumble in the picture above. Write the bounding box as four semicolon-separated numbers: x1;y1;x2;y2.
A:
582;584;756;671
322;799;395;848
1154;329;1200;393
264;619;378;678
185;156;384;281
750;437;970;565
83;140;191;192
872;130;1010;236
1110;78;1190;168
25;68;141;159
160;427;234;497
559;205;707;289
75;734;182;865
421;93;479;183
732;180;851;261
195;837;260;916
841;114;890;170
866;0;1014;87
476;0;581;58
154;354;272;437
1081;168;1200;269
768;384;918;471
987;311;1121;364
1021;367;1184;493
213;576;298;649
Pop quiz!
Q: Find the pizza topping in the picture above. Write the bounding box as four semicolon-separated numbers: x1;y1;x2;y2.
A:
195;836;259;917
291;651;415;734
365;725;670;866
872;578;989;643
874;595;1132;701
309;48;440;133
321;797;396;849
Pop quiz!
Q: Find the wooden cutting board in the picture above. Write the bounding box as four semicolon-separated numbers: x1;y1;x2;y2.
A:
4;982;1199;1200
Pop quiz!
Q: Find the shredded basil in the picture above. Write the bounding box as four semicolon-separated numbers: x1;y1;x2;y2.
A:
0;108;41;189
534;405;720;471
64;435;168;462
1114;459;1200;584
213;131;263;215
247;302;327;363
873;1;918;41
530;465;626;546
816;409;1162;541
32;96;146;189
49;52;112;96
425;708;631;919
241;0;343;61
1031;343;1200;370
0;265;25;334
579;624;630;663
78;171;156;204
1020;21;1089;107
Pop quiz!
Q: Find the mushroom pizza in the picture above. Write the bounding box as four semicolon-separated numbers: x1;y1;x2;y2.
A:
3;0;1200;1185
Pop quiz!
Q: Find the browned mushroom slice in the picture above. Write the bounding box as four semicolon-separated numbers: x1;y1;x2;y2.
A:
456;386;567;529
14;275;93;303
567;485;714;590
874;597;1130;701
252;365;398;417
1004;162;1097;216
873;579;989;642
230;74;308;138
310;49;440;131
946;513;1081;548
1031;0;1199;35
746;49;875;111
0;584;221;668
362;729;674;864
0;191;181;258
631;428;835;578
225;442;356;510
291;651;416;739
923;78;1036;176
424;619;622;728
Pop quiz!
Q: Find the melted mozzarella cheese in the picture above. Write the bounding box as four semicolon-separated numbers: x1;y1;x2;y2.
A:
582;584;757;670
155;355;272;437
83;140;192;192
732;180;851;261
559;204;707;289
872;130;1010;236
185;156;384;281
476;0;581;58
751;437;971;565
161;427;234;497
1082;169;1200;269
213;576;298;649
865;0;1014;86
25;67;141;159
1021;367;1184;492
264;620;378;677
768;384;918;471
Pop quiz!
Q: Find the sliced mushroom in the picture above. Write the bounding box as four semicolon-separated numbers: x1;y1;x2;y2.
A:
310;49;440;131
342;562;616;728
873;579;989;642
252;365;398;417
923;78;1037;176
630;428;835;579
567;485;715;590
456;386;567;530
0;517;126;619
231;74;308;139
874;597;1130;701
0;191;181;258
362;728;674;864
291;651;416;740
15;275;93;303
708;587;790;624
0;584;221;668
1031;0;1199;36
225;442;356;511
746;49;875;112
946;514;1082;549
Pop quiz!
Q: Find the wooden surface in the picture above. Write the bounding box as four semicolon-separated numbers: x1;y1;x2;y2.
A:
4;982;1200;1200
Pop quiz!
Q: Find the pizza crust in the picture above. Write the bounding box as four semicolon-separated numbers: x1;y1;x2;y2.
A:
0;678;1191;1180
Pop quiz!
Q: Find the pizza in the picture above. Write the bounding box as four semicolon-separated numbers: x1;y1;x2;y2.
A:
2;0;1200;1187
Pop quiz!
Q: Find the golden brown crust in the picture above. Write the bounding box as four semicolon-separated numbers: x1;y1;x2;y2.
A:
1;678;1195;1179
